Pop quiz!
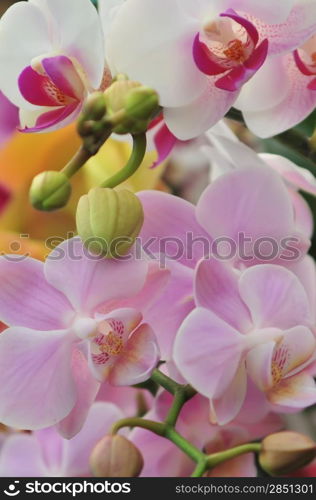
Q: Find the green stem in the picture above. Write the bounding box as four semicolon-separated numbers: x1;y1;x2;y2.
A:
165;427;204;463
191;460;208;478
61;147;91;179
151;369;181;395
101;133;147;188
111;417;204;464
206;442;261;469
165;389;186;427
111;417;165;437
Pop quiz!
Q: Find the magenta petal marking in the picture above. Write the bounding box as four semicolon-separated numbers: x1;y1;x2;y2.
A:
215;66;246;91
220;8;259;46
18;66;64;106
244;39;269;70
307;78;316;90
215;39;268;92
42;56;85;101
193;34;226;76
22;102;80;133
293;50;315;76
151;123;178;168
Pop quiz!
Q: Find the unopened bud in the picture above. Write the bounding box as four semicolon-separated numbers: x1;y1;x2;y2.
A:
90;435;144;477
76;187;144;258
125;87;159;122
30;171;71;211
82;92;107;121
104;78;159;134
259;431;316;476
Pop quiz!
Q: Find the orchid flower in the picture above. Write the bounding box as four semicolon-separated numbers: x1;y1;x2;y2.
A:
0;0;106;132
235;34;316;137
138;165;310;270
201;129;316;238
0;238;163;436
0;402;124;477
174;260;316;425
105;0;316;139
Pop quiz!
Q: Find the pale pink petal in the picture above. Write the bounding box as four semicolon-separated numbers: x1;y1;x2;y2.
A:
142;260;194;360
109;324;160;386
164;80;238;140
249;3;316;55
99;261;170;317
241;54;316;138
197;166;296;262
32;0;105;88
174;307;244;399
288;188;313;239
211;454;256;477
195;258;252;331
107;0;205;107
97;383;154;417
0;257;74;329
239;265;312;329
246;341;275;391
279;326;316;376
290;256;316;323
61;402;124;477
268;373;316;410
34;427;63;474
56;349;100;439
0;327;76;429
217;0;295;23
0;434;47;477
210;362;247;425
44;237;148;315
138;191;211;269
0;1;51;107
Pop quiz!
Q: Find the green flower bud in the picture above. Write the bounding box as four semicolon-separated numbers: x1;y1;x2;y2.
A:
259;431;316;476
90;435;144;478
104;78;159;135
76;187;144;258
29;171;72;212
82;92;107;121
124;87;159;122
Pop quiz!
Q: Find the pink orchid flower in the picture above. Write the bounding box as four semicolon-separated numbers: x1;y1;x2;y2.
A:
105;0;316;139
0;0;105;132
174;260;316;425
0;238;162;436
235;34;316;137
138;165;310;270
0;402;124;477
131;391;282;477
201;130;316;239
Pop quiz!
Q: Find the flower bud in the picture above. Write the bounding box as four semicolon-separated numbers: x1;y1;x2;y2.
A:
76;187;144;258
29;171;71;211
259;431;316;476
90;435;144;477
124;87;159;121
104;77;159;134
82;92;107;121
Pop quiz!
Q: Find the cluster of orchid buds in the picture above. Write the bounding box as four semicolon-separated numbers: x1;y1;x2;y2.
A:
0;0;315;479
